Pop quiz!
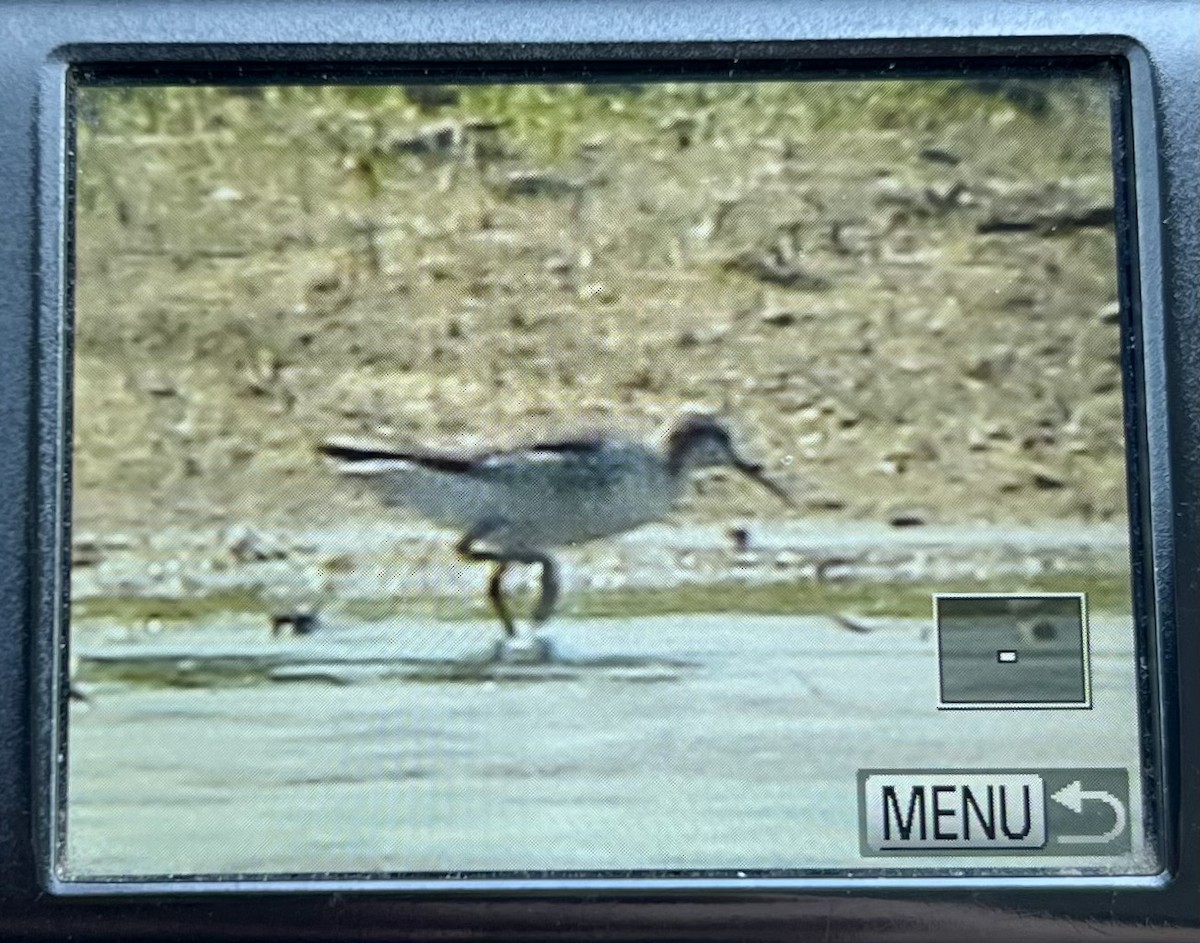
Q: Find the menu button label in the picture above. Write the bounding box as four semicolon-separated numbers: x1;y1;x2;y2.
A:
863;773;1047;851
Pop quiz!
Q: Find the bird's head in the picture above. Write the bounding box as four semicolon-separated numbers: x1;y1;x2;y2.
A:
662;411;794;507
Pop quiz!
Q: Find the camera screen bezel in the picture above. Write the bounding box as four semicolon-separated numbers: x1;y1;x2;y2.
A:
1;1;1196;938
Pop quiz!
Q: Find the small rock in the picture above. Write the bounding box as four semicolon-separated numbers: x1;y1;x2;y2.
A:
773;550;805;569
882;446;917;464
881;444;931;474
873;178;972;216
760;310;799;328
270;608;320;637
403;85;461;110
888;510;929;528
497;170;598;199
919;146;962;167
1097;301;1121;325
462;118;507;134
872;177;914;207
577;283;616;304
384;121;463;158
1003;293;1038;311
815;556;861;582
1031;468;1067;490
321;554;355;574
829;220;874;256
141;375;178;398
306;273;342;295
417;256;456;281
725;252;832;291
98;534;138;551
72;540;104;568
227;527;287;564
207;186;243;203
962;356;1000;382
926;181;974;211
805;495;848;512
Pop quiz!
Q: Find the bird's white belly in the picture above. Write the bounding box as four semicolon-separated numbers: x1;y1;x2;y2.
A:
486;472;674;549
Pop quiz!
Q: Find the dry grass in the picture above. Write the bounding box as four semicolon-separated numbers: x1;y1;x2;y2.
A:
72;79;1124;532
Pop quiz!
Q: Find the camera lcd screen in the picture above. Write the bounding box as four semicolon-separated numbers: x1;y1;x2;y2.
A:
62;71;1153;880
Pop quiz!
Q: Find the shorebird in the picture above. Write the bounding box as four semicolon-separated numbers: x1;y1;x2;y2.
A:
319;412;793;637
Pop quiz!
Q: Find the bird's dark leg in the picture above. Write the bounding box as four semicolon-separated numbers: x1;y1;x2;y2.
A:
528;554;560;626
496;549;560;626
456;523;519;637
456;524;559;635
486;561;516;637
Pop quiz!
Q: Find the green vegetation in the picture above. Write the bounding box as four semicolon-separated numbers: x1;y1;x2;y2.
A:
79;79;1099;153
567;571;1130;620
82;661;270;689
72;570;1130;629
72;589;268;623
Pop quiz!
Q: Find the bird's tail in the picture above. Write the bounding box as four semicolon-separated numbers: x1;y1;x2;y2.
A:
319;441;410;463
319;439;477;474
317;439;488;528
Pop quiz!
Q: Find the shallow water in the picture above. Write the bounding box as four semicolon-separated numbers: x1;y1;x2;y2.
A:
63;610;1151;879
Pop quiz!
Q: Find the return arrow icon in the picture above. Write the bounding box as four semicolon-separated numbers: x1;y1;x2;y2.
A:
1051;780;1127;844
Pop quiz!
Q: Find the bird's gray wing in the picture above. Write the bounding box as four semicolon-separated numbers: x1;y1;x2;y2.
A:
319;436;651;539
471;437;611;487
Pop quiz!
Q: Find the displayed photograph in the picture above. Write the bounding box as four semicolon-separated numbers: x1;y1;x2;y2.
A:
64;74;1149;877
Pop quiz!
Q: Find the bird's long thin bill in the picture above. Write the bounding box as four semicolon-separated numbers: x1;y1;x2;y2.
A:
737;463;795;507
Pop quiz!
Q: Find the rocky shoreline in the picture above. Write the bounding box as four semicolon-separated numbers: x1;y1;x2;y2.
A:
70;522;1131;628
